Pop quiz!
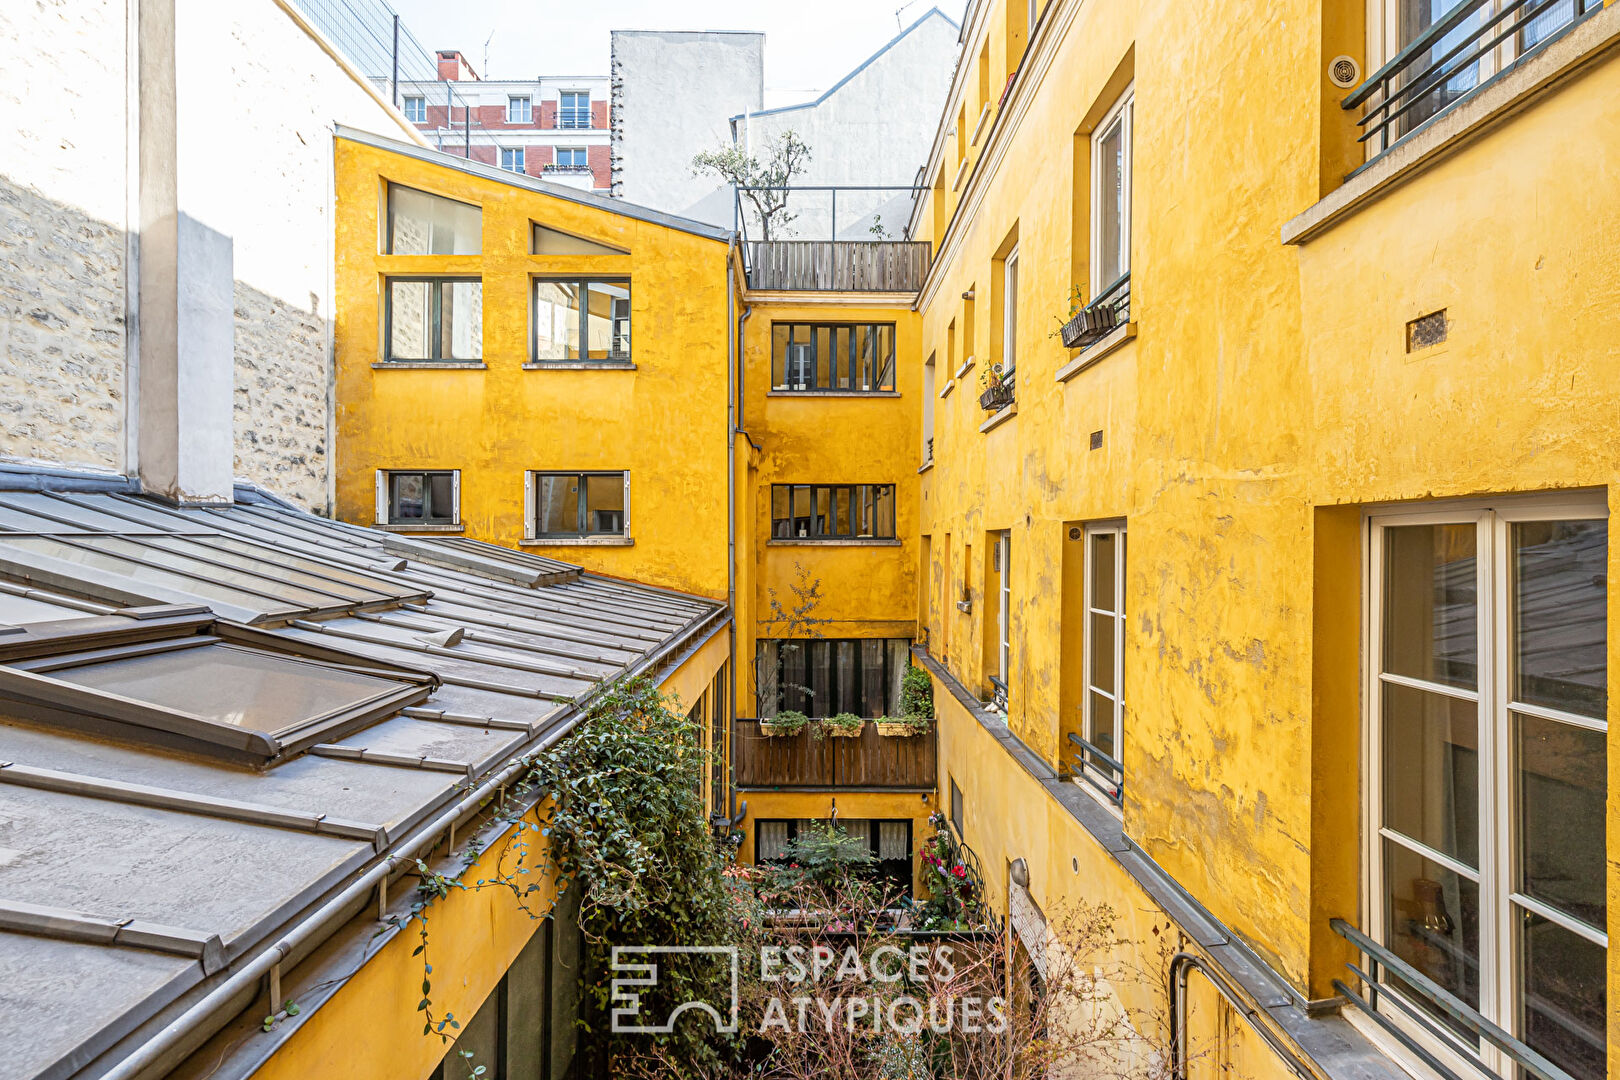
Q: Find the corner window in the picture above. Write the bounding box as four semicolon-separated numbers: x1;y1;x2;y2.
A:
559;91;591;129
525;471;629;539
507;95;532;124
377;470;460;526
385;278;483;362
385;184;481;255
1091;88;1132;297
770;484;896;540
533;280;630;362
769;323;896;392
403;96;427;123
1079;522;1125;805
500;147;525;174
1367;498;1607;1080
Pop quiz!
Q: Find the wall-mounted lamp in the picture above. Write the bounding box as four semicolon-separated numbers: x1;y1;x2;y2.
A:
962;288;976;300
1009;857;1030;889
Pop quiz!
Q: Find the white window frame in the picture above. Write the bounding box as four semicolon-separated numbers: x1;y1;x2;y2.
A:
1080;521;1126;803
500;147;525;174
402;96;426;123
374;469;460;527
523;470;631;540
559;90;591;129
1089;86;1133;299
1362;492;1608;1079
555;146;587;169
506;95;532;124
995;532;1012;692
1028;0;1039;33
1001;246;1018;378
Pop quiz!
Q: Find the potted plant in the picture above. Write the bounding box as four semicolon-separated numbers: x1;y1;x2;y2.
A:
1054;282;1123;349
760;709;808;737
978;363;1014;411
817;712;866;738
876;715;930;737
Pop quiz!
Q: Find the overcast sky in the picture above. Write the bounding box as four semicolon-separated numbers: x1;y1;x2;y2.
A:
387;0;961;103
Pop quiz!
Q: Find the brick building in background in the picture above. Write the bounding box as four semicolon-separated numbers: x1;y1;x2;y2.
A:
385;51;610;192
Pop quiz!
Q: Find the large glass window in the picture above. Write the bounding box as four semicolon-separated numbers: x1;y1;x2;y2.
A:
385;278;482;362
1369;499;1607;1080
526;471;628;538
755;638;910;718
385;184;481;255
559;91;591;129
533;280;630;362
769;323;896;392
379;470;459;526
770;484;896;540
1091;88;1132;295
1080;523;1126;799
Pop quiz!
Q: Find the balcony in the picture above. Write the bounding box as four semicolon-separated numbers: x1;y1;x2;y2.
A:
731;718;937;790
736;185;932;293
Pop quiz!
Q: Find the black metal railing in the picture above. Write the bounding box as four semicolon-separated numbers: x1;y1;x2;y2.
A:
1329;918;1580;1080
1060;272;1131;349
1343;0;1605;152
988;676;1008;711
925;436;934;462
1066;732;1123;807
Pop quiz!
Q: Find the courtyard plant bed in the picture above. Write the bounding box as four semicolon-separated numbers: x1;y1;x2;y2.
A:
759;709;808;737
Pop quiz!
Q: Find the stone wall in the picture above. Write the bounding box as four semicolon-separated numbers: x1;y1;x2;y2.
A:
233;283;328;511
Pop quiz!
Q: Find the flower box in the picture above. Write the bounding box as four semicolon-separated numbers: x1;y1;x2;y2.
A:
1059;301;1121;349
876;718;928;737
978;383;1014;411
760;709;808;737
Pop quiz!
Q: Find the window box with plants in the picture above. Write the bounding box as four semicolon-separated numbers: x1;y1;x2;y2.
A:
815;712;866;739
875;715;929;737
760;709;808;737
978;363;1014;411
1056;273;1130;350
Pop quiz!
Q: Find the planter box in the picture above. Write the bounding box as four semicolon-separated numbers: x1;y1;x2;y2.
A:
876;721;925;737
979;383;1015;411
760;722;802;737
824;722;866;738
1060;302;1121;349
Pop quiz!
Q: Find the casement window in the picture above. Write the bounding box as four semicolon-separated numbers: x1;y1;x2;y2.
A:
992;531;1011;709
769;484;896;540
1001;247;1019;377
384;278;482;362
1079;522;1126;805
500;147;525;173
384;184;481;255
524;471;629;539
376;470;460;526
554;146;588;169
949;777;964;837
754;638;911;718
533;279;631;362
769;323;897;392
402;96;426;123
559;91;591;129
1366;496;1607;1080
1091;88;1133;297
507;95;532;124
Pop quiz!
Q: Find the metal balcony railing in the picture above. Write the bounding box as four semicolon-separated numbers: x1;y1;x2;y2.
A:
543;163;592;174
1342;0;1605;152
558;111;592;129
1066;731;1123;807
1329;918;1580;1080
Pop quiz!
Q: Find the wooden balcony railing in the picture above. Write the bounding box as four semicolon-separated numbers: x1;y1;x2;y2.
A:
744;241;932;293
732;718;937;790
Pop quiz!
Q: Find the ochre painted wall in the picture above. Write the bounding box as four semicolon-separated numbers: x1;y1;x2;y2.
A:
332;138;733;599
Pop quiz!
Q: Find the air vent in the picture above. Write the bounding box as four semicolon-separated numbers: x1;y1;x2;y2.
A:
1407;309;1448;352
1330;55;1361;89
1089;430;1104;450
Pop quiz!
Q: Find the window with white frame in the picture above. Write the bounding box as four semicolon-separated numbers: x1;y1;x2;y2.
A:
376;470;459;527
1367;496;1606;1080
559;91;590;129
507;95;532;124
525;471;629;539
554;146;588;169
1091;88;1132;297
992;531;1011;708
403;96;427;123
1080;522;1126;803
1001;247;1018;378
500;147;525;174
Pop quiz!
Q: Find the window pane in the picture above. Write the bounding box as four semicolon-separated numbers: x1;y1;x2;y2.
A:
389;473;425;520
781;641;808;714
854;486;872;537
388;185;481;255
833;488;851;537
815;327;831;389
887;640;909;714
1097;116;1125;287
812;487;830;537
440;281;483;360
771;486;790;538
854;326;876;391
1518;713;1606;928
791;486;812;538
874;485;895;538
1382;681;1479;867
584;282;630;360
1396;0;1482;138
388;281;432;360
861;639;886;717
534;282;581;360
772;325;789;389
833;326;852;389
758;820;790;861
1087;690;1117;761
807;639;832;717
1512;520;1607;717
1383;523;1478;689
584;474;625;533
756;640;779;718
533;475;580;534
1382;838;1481;1043
1090;532;1116;610
1088;612;1117;696
835;641;859;714
876;324;896;389
1003;255;1018;373
1520;909;1606;1080
426;474;454;522
1522;0;1587;50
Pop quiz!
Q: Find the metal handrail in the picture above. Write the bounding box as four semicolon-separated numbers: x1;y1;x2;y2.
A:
733;184;931;246
1330;918;1579;1080
1066;731;1123;807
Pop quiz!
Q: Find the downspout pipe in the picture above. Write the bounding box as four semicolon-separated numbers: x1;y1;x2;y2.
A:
725;250;738;830
99;607;725;1080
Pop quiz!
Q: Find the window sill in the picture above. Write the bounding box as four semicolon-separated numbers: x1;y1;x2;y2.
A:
938;379;956;400
766;390;900;398
1056;322;1137;383
1282;3;1620;246
954;356;975;380
523;361;636;370
372;361;487;370
766;538;903;548
978;403;1017;433
519;536;634;547
373;522;465;533
917;459;933;474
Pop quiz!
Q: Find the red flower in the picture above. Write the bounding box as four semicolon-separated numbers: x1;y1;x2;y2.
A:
951;864;967;879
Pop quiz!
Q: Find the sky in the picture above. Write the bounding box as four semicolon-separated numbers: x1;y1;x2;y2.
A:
387;0;961;104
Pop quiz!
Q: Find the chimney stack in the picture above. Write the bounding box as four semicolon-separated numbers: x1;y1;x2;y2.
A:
436;50;478;81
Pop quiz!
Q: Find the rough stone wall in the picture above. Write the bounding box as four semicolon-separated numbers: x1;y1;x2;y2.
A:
0;177;126;472
232;284;327;510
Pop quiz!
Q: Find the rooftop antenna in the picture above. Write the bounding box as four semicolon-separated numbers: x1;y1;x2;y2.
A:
482;30;495;79
894;0;922;29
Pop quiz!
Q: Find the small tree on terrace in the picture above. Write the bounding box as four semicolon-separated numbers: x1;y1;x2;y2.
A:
692;130;813;240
